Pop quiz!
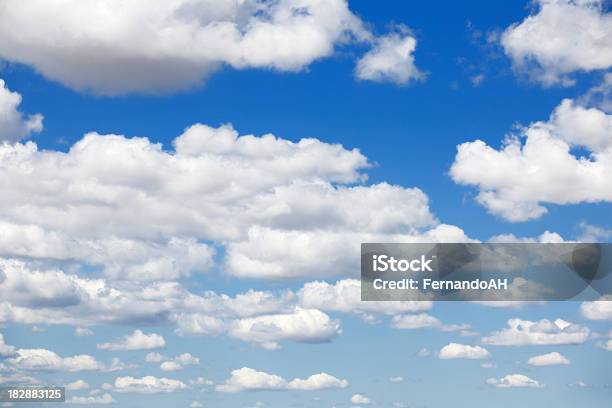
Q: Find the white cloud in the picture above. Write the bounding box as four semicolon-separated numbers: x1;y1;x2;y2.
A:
67;393;115;405
216;367;348;392
527;352;570;366
581;296;612;320
501;0;612;86
578;223;612;242
350;394;372;405
568;380;590;388
391;314;470;332
482;318;589;346
488;231;565;243
0;123;465;281
145;353;165;363
389;376;404;383
287;373;348;391
597;339;612;351
0;121;473;283
111;376;187;394
0;373;39;385
355;26;423;85
0;333;16;357
487;374;543;388
97;330;166;351
158;353;200;371
190;402;203;408
0;259;347;348
0;0;375;95
228;308;341;350
66;380;90;391
0;79;43;143
450;97;612;221
159;361;182;372
8;348;104;372
75;327;94;337
438;343;490;360
298;279;432;316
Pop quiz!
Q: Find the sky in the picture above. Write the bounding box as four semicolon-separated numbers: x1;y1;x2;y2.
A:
0;0;611;407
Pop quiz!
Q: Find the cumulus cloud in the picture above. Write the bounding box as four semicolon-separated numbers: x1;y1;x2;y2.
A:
487;374;543;388
0;123;467;280
438;343;490;360
110;376;187;394
351;393;372;404
0;259;337;348
450;97;612;221
157;353;200;371
67;393;115;405
391;314;470;332
228;308;341;350
298;279;432;317
216;367;348;392
597;339;612;351
482;318;589;346
0;0;378;95
527;352;570;366
0;333;16;357
65;380;90;391
501;0;612;86
8;348;104;372
75;327;94;337
97;330;166;351
0;79;43;143
355;26;423;85
581;296;612;320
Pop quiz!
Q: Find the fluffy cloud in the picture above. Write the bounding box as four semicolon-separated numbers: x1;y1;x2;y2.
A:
8;348;104;372
228;308;341;350
75;327;94;337
298;279;432;316
286;373;349;391
67;393;115;405
391;314;470;332
527;352;570;366
0;333;16;357
0;0;377;95
355;26;423;85
216;367;348;392
351;393;372;404
157;353;200;371
487;374;543;388
0;259;332;348
0;79;43;143
597;339;612;351
450;97;612;221
438;343;490;360
225;224;469;280
97;330;166;351
580;296;612;320
111;376;187;394
482;318;589;346
501;0;612;86
0;123;466;280
65;380;90;391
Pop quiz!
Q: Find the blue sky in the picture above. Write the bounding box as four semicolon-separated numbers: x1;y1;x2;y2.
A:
0;1;611;407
